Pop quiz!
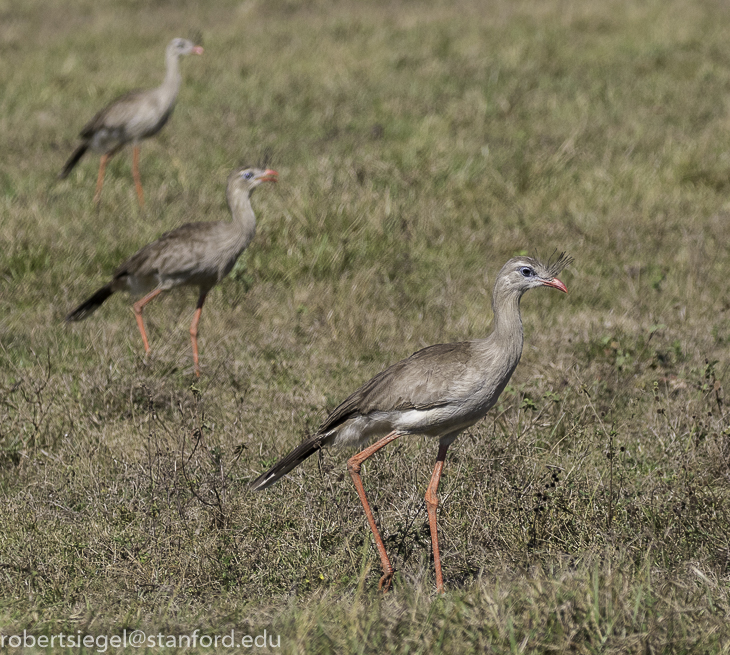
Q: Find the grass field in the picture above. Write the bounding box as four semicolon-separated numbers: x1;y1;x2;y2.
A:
1;0;730;652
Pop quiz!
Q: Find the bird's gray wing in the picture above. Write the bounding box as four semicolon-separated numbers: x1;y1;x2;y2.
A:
317;341;481;434
80;89;149;136
113;222;223;280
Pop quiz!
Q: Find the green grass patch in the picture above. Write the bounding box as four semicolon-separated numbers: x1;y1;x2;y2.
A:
1;0;730;651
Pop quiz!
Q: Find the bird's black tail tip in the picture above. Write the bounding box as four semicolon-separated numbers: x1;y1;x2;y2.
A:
249;472;279;492
65;284;113;322
58;143;88;180
249;437;324;491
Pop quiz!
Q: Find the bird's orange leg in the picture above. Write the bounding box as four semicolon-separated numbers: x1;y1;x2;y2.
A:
425;442;451;593
347;430;403;592
132;145;145;208
189;292;207;377
93;154;110;205
132;288;163;354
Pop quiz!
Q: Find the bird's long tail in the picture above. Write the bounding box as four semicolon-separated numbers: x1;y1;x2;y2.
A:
250;435;325;491
65;284;114;322
58;143;89;179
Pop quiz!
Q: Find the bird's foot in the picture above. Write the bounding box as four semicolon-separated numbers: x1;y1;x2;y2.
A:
378;570;395;593
139;347;153;370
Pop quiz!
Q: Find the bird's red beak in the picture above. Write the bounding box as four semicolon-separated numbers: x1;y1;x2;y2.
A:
192;46;204;55
543;277;568;293
260;169;278;183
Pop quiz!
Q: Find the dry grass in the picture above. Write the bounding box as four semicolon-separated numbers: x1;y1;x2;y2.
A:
1;0;730;652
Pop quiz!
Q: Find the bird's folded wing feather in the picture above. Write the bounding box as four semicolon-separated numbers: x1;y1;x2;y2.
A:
317;341;489;434
80;89;148;135
113;222;224;279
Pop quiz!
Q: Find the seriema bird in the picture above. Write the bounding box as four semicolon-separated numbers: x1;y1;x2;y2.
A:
65;166;278;376
58;37;204;207
250;253;572;592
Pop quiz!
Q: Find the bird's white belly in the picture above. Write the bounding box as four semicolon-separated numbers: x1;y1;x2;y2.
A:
122;274;160;296
90;127;127;153
330;401;489;449
120;271;212;297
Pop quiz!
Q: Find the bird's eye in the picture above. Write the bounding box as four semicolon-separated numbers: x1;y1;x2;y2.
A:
243;171;254;180
520;267;535;277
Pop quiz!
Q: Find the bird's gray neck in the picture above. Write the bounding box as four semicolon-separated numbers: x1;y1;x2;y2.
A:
158;51;183;107
227;191;257;250
490;284;525;368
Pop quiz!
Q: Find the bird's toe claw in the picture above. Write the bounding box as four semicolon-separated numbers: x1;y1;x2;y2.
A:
378;570;395;593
